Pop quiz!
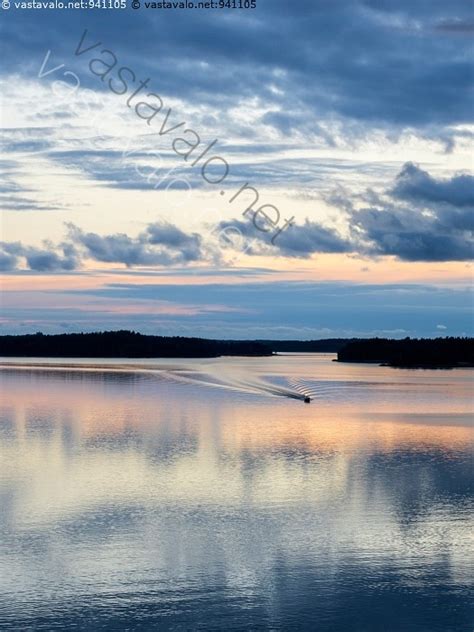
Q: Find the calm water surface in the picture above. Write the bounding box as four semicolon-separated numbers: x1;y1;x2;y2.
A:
0;354;472;631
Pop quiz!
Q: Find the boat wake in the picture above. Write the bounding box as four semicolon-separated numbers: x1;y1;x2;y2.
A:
0;360;337;403
157;367;308;401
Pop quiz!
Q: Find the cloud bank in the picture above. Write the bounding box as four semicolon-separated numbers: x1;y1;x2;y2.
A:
2;163;472;270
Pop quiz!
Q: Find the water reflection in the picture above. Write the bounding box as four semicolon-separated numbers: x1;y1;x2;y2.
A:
0;356;472;631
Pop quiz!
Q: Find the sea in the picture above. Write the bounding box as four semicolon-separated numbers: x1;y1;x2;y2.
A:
0;353;472;631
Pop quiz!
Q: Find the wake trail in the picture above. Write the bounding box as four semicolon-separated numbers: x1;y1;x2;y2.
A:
154;367;307;401
0;361;309;402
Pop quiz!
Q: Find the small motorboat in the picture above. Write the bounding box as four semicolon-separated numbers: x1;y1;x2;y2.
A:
304;396;311;404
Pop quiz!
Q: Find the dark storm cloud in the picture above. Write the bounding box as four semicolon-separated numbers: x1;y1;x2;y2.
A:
2;0;473;131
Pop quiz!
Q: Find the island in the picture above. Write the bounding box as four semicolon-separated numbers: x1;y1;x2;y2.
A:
0;332;357;358
0;331;272;358
1;332;472;366
337;337;474;368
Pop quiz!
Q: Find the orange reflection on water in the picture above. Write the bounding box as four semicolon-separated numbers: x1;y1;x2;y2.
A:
220;405;473;456
1;366;472;456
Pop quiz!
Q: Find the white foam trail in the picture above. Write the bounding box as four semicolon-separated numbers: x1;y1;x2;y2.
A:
163;369;305;401
0;361;308;401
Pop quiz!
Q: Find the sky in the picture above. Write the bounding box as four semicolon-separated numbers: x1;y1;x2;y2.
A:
0;0;473;338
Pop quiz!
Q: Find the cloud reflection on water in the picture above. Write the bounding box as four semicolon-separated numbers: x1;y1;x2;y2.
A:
0;356;472;631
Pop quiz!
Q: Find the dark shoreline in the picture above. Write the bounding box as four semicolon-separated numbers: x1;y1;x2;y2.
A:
0;331;350;359
335;359;474;369
0;332;473;367
0;331;272;359
336;337;473;370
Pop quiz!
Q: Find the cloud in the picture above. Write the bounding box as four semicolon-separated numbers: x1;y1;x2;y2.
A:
0;195;64;212
67;221;206;267
392;163;474;208
0;220;208;271
1;159;472;272
0;157;66;212
273;220;352;257
1;219;211;272
261;111;336;146
435;19;474;34
2;0;473;135
23;243;80;271
351;205;473;262
217;217;352;259
0;241;80;271
337;162;474;262
145;222;203;261
0;248;19;272
217;161;473;262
